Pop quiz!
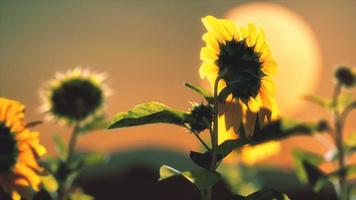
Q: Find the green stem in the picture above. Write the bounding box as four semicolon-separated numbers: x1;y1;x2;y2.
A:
58;124;79;200
206;77;221;200
332;84;347;200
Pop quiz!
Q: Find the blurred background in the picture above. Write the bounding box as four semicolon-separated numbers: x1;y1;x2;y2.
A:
0;0;355;199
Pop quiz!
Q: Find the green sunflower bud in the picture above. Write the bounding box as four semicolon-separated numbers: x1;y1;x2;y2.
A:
334;66;354;88
185;103;213;133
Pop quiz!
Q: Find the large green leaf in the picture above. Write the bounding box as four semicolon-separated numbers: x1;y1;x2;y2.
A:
185;82;213;103
250;119;318;144
107;102;186;129
159;165;221;191
203;119;318;163
227;189;290;200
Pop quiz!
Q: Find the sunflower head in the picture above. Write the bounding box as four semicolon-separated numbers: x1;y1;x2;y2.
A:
200;16;279;136
41;67;109;125
0;97;46;200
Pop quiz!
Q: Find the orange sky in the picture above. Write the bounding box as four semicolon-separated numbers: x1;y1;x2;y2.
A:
0;0;355;169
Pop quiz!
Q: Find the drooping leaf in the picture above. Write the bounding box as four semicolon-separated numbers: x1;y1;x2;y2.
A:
226;189;290;200
293;149;327;191
185;82;213;103
77;115;108;134
250;119;318;144
189;151;212;169
107;102;186;129
199;119;318;163
216;138;248;159
53;133;68;160
303;95;331;109
159;165;221;191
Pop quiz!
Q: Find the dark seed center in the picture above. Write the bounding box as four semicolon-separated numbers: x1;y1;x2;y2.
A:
51;79;103;121
0;122;18;173
216;39;264;100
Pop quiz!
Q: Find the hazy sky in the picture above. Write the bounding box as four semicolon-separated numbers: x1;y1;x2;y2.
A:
0;0;355;168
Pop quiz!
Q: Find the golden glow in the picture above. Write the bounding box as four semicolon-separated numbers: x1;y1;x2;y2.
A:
225;2;322;115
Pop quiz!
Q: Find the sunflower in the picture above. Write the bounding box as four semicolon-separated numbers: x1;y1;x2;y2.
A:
0;97;46;200
40;67;109;125
199;16;279;137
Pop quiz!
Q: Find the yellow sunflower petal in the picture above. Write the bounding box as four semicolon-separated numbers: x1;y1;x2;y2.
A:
202;16;232;41
200;46;218;61
202;32;220;52
247;23;257;47
262;59;277;76
199;62;218;79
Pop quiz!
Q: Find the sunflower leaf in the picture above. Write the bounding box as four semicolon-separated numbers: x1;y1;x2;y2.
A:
53;133;68;160
77;115;108;134
303;95;332;109
250;119;318;144
216;138;248;159
107;102;186;129
159;165;221;191
293;149;324;186
185;82;213;104
227;189;290;200
293;150;330;192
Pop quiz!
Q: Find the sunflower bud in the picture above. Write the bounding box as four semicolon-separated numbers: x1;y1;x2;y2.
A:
185;103;213;133
334;66;354;88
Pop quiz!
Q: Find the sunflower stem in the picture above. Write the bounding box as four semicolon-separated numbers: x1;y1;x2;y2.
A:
206;76;221;200
332;84;348;200
58;124;79;200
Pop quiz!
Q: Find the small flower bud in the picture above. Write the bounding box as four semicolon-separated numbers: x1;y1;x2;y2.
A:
316;119;330;132
334;66;354;88
185;103;213;133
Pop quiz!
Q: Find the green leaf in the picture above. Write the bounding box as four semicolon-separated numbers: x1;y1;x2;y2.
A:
185;82;213;103
250;119;318;144
159;165;221;191
217;138;248;159
227;189;290;200
80;152;109;166
246;189;290;200
293;149;325;189
189;151;212;169
107;102;186;129
293;149;329;192
53;133;68;160
77;115;108;134
303;95;331;109
69;191;94;200
201;119;318;163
